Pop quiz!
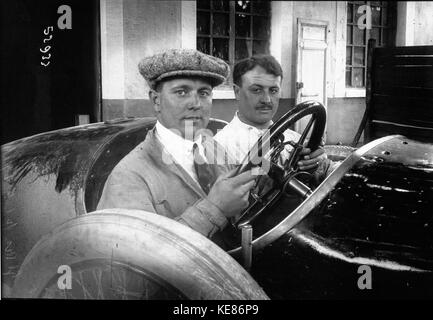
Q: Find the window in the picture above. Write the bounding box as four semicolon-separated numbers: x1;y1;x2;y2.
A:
346;1;396;88
196;0;271;84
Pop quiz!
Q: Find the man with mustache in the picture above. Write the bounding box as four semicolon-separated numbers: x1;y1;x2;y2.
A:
97;49;257;239
215;54;333;181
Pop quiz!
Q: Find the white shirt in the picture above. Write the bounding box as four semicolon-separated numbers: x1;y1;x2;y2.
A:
214;112;301;164
155;121;207;183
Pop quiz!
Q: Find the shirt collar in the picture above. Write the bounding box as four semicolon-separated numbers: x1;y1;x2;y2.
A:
155;121;203;157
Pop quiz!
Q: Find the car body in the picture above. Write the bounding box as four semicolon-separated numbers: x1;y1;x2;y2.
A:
2;116;433;299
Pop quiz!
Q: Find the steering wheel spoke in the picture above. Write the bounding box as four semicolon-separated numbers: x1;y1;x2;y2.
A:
297;114;316;145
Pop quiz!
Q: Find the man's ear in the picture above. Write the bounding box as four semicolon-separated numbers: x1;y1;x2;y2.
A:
149;89;161;112
233;84;240;101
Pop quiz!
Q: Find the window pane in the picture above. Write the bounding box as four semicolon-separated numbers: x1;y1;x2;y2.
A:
252;0;269;14
213;38;229;61
352;67;365;87
253;16;269;39
197;12;210;35
197;37;210;55
347;25;353;44
213;13;229;36
236;14;251;37
372;6;381;25
347;4;353;23
346;67;352;87
236;0;251;13
353;26;365;45
235;39;251;61
197;0;210;10
253;40;269;55
354;3;364;22
212;0;229;11
354;47;365;66
354;3;371;27
370;27;380;45
346;46;352;65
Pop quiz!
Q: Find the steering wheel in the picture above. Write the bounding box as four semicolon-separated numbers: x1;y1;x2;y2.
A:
233;100;326;229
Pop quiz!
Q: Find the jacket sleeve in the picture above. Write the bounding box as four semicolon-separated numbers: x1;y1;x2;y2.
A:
97;167;228;238
175;198;228;238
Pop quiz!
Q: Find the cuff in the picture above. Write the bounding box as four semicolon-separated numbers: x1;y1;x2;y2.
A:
178;199;228;238
196;198;228;230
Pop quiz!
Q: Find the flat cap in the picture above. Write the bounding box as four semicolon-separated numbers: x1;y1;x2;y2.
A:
138;49;230;89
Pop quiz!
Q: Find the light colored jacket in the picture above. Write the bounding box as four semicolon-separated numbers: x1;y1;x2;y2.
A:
97;128;237;238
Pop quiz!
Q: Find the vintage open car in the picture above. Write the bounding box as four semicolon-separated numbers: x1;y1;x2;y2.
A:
2;101;433;299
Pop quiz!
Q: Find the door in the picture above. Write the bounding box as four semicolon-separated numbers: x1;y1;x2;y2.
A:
295;19;328;142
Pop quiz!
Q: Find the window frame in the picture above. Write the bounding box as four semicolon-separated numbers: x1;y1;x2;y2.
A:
346;1;396;89
196;1;271;92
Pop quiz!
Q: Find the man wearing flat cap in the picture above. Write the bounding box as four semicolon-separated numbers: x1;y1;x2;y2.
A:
97;49;256;239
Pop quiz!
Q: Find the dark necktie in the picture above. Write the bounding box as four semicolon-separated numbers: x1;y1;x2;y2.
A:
193;143;217;194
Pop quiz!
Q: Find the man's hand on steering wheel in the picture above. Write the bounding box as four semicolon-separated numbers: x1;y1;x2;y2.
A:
297;147;327;171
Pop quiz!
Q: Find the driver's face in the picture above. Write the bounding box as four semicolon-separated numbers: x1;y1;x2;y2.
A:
150;77;213;139
235;65;281;127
